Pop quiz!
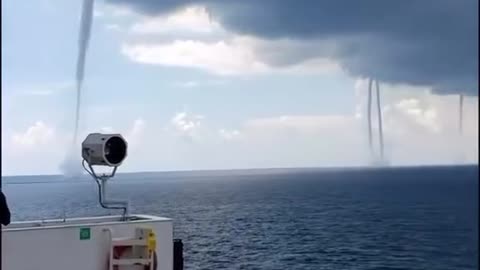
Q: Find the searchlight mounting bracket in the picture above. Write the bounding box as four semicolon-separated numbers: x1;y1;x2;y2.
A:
81;133;129;221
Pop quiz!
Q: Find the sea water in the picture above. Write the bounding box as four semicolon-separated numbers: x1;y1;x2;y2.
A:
2;165;478;269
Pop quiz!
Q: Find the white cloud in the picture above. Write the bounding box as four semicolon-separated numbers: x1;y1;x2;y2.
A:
355;78;477;138
245;115;353;133
2;87;477;175
2;121;67;176
172;79;229;88
353;79;478;164
126;118;146;149
238;95;477;167
122;39;269;75
392;98;440;133
117;5;341;76
131;6;221;34
173;81;200;88
122;37;341;76
221;114;367;168
11;121;55;148
219;129;241;141
170;111;204;140
1;119;150;176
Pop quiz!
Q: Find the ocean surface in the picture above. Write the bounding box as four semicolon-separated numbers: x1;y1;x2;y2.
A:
2;165;478;269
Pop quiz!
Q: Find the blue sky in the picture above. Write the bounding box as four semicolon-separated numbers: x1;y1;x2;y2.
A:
2;0;478;175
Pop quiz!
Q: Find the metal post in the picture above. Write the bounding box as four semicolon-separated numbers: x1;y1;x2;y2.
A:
99;177;129;220
173;239;184;270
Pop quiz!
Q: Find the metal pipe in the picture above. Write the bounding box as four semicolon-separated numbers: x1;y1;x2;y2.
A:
99;178;129;220
84;162;129;220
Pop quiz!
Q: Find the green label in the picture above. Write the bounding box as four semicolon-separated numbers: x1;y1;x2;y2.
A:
80;228;91;240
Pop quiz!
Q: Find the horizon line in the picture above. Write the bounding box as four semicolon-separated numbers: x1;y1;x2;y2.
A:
2;163;478;178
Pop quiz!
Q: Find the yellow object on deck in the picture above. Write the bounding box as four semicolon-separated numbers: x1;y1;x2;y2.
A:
147;229;156;253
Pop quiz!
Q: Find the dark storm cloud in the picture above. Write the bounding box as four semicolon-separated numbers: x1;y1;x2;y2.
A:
108;0;478;95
